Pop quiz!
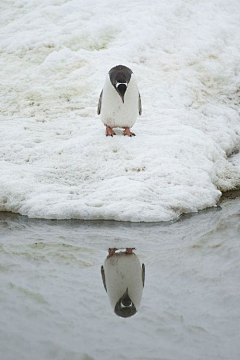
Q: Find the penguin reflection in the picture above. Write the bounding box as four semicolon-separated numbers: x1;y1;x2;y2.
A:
101;248;145;318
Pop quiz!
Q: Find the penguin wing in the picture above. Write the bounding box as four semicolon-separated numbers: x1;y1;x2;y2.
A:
97;90;103;115
138;93;142;115
142;263;145;287
101;265;107;292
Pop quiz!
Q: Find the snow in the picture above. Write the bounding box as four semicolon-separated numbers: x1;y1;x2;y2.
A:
0;0;240;221
230;151;240;173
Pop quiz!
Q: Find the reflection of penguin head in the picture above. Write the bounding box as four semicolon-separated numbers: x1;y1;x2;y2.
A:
114;288;137;318
101;249;145;318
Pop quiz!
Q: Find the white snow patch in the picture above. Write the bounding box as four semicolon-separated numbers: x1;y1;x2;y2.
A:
0;0;240;221
230;151;240;173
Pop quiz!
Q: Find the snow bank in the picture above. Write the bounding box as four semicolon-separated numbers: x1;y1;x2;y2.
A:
0;0;240;221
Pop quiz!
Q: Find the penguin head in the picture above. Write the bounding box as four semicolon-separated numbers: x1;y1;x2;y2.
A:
109;65;133;103
114;288;137;318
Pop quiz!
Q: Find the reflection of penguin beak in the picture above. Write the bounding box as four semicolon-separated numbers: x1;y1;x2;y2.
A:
116;83;127;103
121;288;132;306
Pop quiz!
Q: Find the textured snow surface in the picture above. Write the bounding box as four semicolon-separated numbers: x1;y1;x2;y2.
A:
0;198;240;360
230;151;240;172
1;0;240;221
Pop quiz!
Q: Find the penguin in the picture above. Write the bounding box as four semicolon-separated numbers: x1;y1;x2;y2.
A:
97;65;142;137
101;248;145;318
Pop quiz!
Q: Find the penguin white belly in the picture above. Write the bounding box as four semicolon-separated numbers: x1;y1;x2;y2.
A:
103;252;143;310
101;75;139;129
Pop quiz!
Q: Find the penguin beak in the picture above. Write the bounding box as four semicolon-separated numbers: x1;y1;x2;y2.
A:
121;288;132;307
116;83;127;103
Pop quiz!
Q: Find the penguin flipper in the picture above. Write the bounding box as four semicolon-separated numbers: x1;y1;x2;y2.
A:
101;265;107;292
138;93;142;116
97;90;103;115
142;263;145;287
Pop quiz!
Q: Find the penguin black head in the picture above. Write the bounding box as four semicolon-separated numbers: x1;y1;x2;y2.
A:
109;65;133;103
114;288;137;318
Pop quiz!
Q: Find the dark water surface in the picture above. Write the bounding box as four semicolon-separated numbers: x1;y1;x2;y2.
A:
0;197;240;360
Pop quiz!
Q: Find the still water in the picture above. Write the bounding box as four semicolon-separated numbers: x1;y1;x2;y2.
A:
0;197;240;360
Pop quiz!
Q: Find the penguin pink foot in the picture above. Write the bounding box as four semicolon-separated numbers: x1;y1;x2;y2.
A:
125;248;136;254
106;126;116;137
108;247;118;257
123;127;135;137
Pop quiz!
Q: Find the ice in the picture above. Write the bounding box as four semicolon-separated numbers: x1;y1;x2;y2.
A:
0;0;240;221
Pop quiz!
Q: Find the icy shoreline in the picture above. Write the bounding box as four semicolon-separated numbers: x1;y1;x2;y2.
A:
1;0;240;222
1;179;240;223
